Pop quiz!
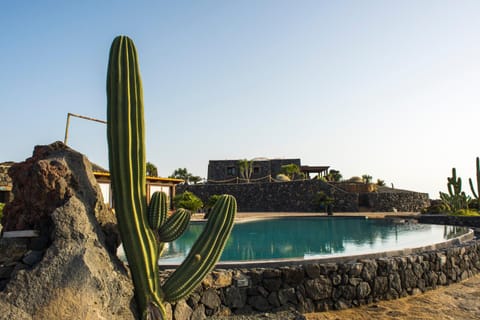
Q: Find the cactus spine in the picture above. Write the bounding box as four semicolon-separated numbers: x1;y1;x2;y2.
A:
106;36;236;319
469;157;480;208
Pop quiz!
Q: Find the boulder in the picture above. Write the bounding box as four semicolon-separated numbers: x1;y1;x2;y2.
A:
0;142;136;319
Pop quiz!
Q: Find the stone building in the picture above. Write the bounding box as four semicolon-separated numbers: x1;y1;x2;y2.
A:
207;158;329;183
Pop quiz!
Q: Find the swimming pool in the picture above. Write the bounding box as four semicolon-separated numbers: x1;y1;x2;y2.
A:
153;217;470;265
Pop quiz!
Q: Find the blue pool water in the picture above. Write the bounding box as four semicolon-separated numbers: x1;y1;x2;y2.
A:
155;217;468;264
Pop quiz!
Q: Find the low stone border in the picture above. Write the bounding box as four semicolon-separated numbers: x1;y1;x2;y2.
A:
160;236;480;319
418;214;480;229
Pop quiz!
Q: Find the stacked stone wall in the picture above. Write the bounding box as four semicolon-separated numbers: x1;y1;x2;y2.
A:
418;215;480;228
365;192;430;212
179;180;358;212
160;239;480;318
178;181;429;213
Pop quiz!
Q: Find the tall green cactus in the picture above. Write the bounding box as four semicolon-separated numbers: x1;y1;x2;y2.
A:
447;168;462;197
440;167;469;212
106;35;236;319
469;157;480;208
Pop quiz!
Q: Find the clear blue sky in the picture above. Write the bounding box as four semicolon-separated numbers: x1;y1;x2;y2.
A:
2;1;480;198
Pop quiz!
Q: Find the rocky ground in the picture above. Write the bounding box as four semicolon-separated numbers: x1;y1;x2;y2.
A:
305;273;480;320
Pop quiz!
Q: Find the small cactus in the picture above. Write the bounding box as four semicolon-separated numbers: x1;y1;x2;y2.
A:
106;35;236;319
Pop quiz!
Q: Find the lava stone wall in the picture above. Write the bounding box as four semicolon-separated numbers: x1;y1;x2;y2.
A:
418;215;480;228
365;192;430;212
178;180;429;213
207;159;301;182
160;240;480;319
178;180;358;212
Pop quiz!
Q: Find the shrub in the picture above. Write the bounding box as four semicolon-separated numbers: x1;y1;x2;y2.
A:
204;194;221;219
450;209;480;216
0;203;4;223
313;191;334;213
173;191;203;212
421;200;449;214
280;163;301;180
468;198;479;210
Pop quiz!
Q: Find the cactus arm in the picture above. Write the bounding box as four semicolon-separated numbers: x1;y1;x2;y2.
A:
157;208;191;242
107;36;163;318
162;195;236;302
148;191;168;230
447;168;462;196
474;157;480;199
469;157;480;209
469;178;478;199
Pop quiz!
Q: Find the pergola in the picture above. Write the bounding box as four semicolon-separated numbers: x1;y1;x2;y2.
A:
300;165;330;179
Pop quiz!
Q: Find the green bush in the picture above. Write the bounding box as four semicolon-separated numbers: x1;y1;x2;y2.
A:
468;198;479;210
313;191;334;213
280;163;301;180
0;203;4;222
204;194;222;219
450;209;480;216
421;200;450;214
173;191;203;212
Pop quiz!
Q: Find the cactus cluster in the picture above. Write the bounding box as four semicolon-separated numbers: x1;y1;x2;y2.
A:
439;168;470;212
106;35;236;319
469;157;480;208
447;168;462;197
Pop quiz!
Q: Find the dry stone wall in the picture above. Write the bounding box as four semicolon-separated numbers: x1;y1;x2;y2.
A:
178;180;429;213
160;239;480;318
364;192;430;212
419;215;480;228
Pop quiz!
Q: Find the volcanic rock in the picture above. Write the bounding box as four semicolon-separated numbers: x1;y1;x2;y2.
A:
0;142;135;319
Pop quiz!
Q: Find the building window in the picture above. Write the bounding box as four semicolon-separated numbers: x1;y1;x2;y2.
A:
253;167;260;174
227;167;236;176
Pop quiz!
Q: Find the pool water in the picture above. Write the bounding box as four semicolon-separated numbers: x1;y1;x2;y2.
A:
154;217;468;264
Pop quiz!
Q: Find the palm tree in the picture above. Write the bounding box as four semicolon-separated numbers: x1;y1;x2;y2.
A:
170;168;191;184
327;169;342;182
146;162;158;177
238;159;253;182
169;168;202;184
189;175;203;184
280;164;301;180
362;174;373;184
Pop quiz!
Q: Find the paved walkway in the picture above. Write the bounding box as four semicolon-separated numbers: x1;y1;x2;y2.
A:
305;274;480;320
